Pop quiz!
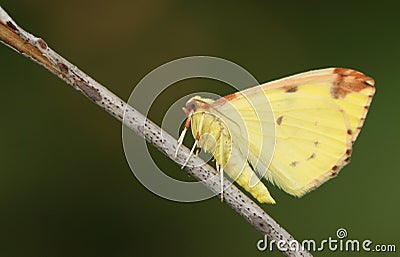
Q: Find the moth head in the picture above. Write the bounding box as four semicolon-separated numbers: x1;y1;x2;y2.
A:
183;96;214;116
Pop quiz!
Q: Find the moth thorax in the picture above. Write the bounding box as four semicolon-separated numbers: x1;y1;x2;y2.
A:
191;112;232;165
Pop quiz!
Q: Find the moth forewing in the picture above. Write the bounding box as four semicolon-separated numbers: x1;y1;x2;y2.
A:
178;68;375;204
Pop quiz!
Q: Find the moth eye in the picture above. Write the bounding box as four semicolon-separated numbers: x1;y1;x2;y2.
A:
190;103;196;110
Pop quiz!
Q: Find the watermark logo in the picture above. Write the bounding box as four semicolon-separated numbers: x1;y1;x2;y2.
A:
257;228;396;253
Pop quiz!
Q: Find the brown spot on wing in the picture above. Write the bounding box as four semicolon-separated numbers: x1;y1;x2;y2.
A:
284;85;298;93
329;165;340;177
290;161;298;167
276;116;283;125
307;153;316;160
312;179;320;188
330;171;338;177
331;68;375;99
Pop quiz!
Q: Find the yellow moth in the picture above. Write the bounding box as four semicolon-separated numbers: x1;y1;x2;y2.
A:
175;68;375;204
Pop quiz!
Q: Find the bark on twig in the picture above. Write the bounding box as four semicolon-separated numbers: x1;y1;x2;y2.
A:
0;6;312;257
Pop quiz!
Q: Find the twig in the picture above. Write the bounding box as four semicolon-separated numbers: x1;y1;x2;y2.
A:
0;6;312;257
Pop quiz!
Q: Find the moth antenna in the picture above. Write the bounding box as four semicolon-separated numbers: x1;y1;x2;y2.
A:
219;130;224;202
181;140;197;169
174;111;193;159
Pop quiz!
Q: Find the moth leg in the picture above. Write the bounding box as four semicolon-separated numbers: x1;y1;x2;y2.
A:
181;139;198;169
194;112;205;156
197;112;205;137
174;111;193;159
195;146;201;156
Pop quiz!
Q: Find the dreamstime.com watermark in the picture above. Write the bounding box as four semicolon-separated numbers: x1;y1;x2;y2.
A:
257;228;396;253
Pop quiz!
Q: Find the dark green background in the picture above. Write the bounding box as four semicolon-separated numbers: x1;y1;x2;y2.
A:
0;1;398;257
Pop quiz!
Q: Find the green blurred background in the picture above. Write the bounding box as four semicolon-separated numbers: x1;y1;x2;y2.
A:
0;1;398;257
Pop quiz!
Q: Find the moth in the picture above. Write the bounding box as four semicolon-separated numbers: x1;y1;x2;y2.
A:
175;68;375;203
